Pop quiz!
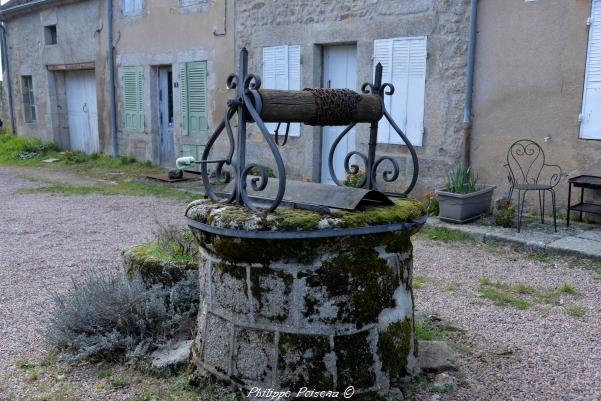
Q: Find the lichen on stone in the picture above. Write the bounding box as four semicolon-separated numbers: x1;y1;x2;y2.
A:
186;198;426;232
278;333;334;390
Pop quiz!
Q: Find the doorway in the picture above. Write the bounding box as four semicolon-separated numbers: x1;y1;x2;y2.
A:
65;70;99;154
320;45;357;185
158;66;175;166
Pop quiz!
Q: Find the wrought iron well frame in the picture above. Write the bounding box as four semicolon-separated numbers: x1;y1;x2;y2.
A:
183;48;419;212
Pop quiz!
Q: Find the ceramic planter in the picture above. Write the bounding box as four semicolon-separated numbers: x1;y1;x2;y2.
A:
436;184;496;223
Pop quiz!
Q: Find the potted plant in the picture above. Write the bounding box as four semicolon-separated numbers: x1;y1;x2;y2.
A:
435;165;495;223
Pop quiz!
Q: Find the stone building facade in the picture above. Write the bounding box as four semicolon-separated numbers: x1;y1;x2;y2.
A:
0;0;106;150
0;0;233;167
111;0;234;165
236;0;472;195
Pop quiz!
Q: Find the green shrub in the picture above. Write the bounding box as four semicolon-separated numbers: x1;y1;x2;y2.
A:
63;150;90;164
444;165;479;194
494;199;515;228
44;269;198;361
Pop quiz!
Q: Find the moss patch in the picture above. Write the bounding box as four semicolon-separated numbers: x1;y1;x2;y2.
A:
186;198;426;232
278;334;334;390
377;319;413;379
123;242;197;286
334;331;376;390
303;249;398;326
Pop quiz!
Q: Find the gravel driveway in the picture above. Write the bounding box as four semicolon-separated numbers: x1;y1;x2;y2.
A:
0;166;185;400
0;166;599;401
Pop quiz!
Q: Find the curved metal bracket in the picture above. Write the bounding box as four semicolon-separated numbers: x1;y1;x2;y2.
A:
327;63;419;197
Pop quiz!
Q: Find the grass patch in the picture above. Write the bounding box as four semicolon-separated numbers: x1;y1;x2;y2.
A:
415;319;445;341
19;181;195;202
444;282;462;292
479;277;578;309
96;369;112;379
528;252;557;264
111;377;127;390
512;283;537;294
479;287;529;310
566;306;586;317
413;275;428;289
0;132;197;202
536;283;577;305
424;227;473;242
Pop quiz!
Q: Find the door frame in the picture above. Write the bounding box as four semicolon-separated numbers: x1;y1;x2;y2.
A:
65;69;100;154
157;65;175;166
320;44;358;184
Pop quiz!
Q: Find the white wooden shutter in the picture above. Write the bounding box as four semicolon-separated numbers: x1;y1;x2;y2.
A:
581;0;601;140
374;39;393;143
374;36;427;146
262;45;301;136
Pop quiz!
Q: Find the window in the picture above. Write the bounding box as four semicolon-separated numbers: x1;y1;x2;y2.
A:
122;66;144;132
373;36;427;146
21;76;36;123
122;0;143;16
262;45;301;136
180;61;208;135
180;0;206;6
44;25;57;45
580;0;601;140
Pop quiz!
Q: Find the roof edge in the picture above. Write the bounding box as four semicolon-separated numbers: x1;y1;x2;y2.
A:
0;0;55;17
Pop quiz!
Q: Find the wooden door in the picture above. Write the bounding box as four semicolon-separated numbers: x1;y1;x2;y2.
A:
321;45;357;185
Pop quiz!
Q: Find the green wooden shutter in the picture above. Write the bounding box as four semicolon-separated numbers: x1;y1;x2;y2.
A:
123;66;144;132
181;61;208;135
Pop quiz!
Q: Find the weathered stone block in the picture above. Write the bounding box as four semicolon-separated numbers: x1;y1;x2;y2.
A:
278;333;334;390
233;328;275;383
250;267;293;323
302;249;399;327
335;330;376;390
210;262;249;316
202;313;232;375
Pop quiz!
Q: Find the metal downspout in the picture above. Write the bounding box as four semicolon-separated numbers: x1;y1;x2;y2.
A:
463;0;478;167
0;22;15;134
108;0;118;156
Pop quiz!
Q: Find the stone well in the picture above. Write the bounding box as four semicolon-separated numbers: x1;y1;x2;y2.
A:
185;199;427;399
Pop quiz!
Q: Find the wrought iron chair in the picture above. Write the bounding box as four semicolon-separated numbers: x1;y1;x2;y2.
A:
505;140;563;233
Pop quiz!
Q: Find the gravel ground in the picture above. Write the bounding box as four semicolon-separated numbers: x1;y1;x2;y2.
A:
0;165;600;400
412;240;601;401
0;166;186;400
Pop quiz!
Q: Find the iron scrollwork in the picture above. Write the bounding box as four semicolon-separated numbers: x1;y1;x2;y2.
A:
327;63;419;197
177;49;420;212
194;48;285;212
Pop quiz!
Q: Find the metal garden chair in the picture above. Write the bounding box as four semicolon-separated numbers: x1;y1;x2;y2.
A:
505;140;563;232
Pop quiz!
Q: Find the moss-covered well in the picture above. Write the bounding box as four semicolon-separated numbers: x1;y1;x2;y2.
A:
122;241;197;286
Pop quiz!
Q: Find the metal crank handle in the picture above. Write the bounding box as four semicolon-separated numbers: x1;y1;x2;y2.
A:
176;156;195;169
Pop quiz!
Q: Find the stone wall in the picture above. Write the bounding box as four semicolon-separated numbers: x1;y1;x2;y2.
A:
235;0;471;197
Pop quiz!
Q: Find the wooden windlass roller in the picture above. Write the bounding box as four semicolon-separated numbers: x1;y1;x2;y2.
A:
249;88;383;126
